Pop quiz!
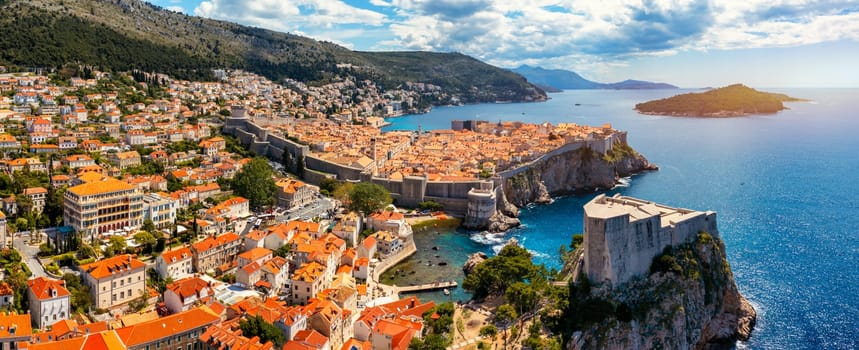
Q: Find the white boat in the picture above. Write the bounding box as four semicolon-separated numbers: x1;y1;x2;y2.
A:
443;288;450;296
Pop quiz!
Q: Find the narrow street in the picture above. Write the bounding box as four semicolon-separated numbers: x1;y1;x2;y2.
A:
12;232;47;278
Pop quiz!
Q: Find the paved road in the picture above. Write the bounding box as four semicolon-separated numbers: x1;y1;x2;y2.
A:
12;232;47;278
276;197;335;222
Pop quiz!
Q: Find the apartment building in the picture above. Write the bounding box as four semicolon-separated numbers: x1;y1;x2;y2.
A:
142;192;176;229
79;254;146;310
191;232;242;273
63;177;144;238
155;246;193;280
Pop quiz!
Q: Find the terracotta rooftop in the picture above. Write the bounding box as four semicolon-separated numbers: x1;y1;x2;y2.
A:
67;177;134;197
27;277;70;300
79;255;145;280
114;306;219;346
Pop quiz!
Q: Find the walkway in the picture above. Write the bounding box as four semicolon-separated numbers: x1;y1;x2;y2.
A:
393;281;457;293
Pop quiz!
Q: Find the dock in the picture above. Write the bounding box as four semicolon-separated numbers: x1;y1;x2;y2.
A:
394;281;458;293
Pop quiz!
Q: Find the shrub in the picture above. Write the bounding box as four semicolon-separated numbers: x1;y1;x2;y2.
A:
479;325;497;337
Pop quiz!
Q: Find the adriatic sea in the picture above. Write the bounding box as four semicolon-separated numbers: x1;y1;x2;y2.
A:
382;89;859;349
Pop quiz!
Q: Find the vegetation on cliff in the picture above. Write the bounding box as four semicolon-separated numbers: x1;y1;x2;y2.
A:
0;0;545;103
555;232;756;349
635;84;805;117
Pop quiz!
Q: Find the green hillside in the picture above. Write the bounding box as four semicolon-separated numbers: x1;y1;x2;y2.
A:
634;84;804;117
0;0;544;103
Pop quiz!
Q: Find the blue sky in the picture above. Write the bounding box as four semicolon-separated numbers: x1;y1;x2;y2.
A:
148;0;859;88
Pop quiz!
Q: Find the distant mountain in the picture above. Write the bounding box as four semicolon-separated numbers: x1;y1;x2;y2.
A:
511;65;677;90
0;0;545;104
635;84;806;117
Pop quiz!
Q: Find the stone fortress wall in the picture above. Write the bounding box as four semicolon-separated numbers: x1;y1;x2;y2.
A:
583;194;719;286
223;107;623;223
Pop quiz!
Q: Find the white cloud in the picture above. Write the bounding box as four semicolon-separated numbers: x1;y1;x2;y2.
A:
369;0;392;7
190;0;859;75
194;0;387;31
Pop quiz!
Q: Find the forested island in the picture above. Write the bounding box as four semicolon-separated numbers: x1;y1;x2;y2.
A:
635;84;805;117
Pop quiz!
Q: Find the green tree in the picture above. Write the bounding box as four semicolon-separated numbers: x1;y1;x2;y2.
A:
134;231;156;254
281;146;292;172
239;315;285;346
141;219;156;234
62;273;91;314
463;244;538;299
506;281;539;315
479;325;498;337
347;182;392;215
273;244;291;258
296;154;305;179
496;304;517;325
232;158;277;210
105;235;127;257
418;201;444;211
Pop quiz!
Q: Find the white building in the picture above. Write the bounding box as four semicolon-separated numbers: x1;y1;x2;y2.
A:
155;246;193;280
27;277;71;329
163;276;217;314
142;193;177;230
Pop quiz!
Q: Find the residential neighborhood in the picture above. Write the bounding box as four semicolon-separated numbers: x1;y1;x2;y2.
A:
0;68;461;350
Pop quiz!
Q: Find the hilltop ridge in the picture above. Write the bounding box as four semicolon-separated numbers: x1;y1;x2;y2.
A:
511;65;678;90
0;0;545;104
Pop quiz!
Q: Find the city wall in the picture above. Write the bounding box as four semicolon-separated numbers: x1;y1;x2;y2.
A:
222;113;621;217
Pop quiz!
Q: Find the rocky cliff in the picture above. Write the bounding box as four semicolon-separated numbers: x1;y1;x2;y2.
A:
567;233;756;350
504;144;656;207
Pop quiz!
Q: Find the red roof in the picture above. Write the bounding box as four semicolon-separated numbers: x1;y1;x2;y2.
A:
160;247;192;264
27;277;70;300
192;232;240;253
115;307;219;346
79;255;145;280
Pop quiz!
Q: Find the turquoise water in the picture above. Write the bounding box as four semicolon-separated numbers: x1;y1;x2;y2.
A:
384;89;859;349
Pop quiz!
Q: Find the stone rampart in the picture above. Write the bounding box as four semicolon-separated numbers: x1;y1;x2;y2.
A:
223;113;627;222
583;194;719;286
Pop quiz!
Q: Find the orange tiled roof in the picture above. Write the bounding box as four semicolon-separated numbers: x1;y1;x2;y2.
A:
67;177;134;197
23;187;48;195
160;247;192;264
79;254;145;280
238;247;272;262
166;276;213;300
114;306;219;346
191;232;240;253
27;277;70;300
199;323;274;350
292;262;326;283
0;312;32;337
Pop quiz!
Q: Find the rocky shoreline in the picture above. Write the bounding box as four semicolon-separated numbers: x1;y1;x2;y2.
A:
469;145;657;233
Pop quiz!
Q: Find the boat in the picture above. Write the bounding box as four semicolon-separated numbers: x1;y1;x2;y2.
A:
431;246;439;250
438;261;448;266
443;288;450;296
574;103;581;106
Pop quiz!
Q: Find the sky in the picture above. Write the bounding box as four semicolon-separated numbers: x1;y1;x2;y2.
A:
147;0;859;88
